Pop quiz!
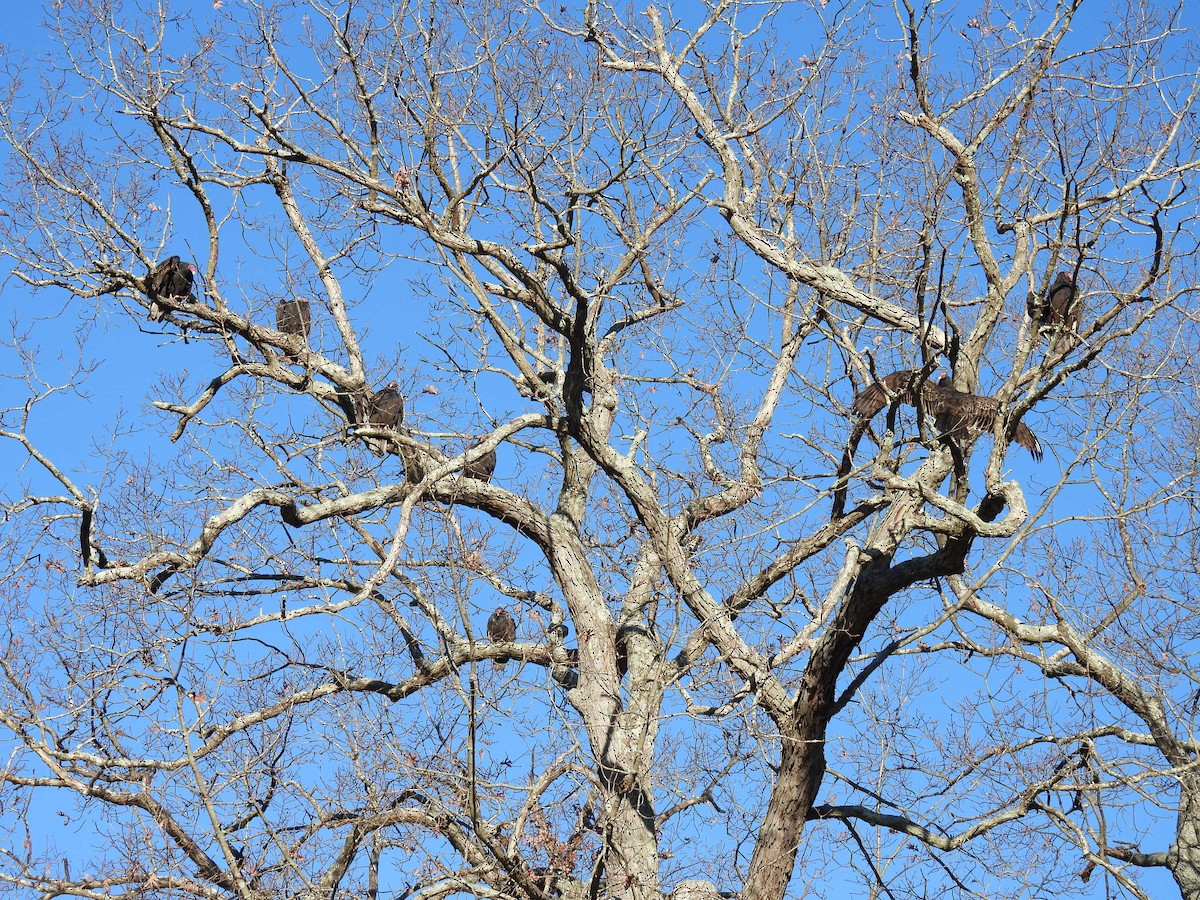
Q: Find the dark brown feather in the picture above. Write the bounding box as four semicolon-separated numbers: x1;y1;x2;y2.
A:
276;298;312;339
852;370;927;419
275;298;312;361
1028;271;1082;350
1046;272;1078;326
463;440;497;482
853;371;1042;461
146;255;196;320
370;382;404;429
486;607;516;668
924;379;1042;460
363;381;404;457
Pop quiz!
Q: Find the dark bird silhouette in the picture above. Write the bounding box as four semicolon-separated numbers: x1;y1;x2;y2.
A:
370;381;404;430
528;362;594;397
146;256;197;321
486;607;517;668
275;298;312;356
1027;271;1082;351
853;370;1042;461
362;380;405;456
463;440;497;482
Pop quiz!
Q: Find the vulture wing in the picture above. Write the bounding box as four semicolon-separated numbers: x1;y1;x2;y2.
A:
1046;272;1077;327
1011;421;1044;461
1029;272;1081;352
925;380;1043;461
853;370;929;419
146;256;180;300
362;382;404;457
370;384;404;429
852;373;1042;461
163;257;194;297
146;256;195;320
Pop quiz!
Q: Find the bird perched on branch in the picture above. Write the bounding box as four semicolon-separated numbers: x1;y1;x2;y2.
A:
463;440;497;482
486;607;516;668
275;298;312;358
146;255;197;321
363;381;404;456
853;370;1042;461
1027;271;1082;351
371;381;404;428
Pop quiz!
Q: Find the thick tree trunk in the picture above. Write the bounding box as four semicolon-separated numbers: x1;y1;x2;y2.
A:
743;475;1001;900
547;513;663;900
599;761;661;900
741;716;828;900
1172;777;1200;900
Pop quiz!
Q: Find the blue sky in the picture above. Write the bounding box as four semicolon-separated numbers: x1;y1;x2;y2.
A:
1;1;1197;897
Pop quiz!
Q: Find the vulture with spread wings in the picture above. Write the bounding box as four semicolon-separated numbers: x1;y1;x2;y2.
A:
853;370;1042;461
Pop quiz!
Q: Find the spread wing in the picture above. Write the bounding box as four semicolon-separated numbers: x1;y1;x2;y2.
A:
925;384;1043;461
1011;421;1044;462
852;370;930;418
923;384;1001;431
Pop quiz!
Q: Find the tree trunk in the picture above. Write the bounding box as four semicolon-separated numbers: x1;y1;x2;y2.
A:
741;716;828;900
547;513;663;900
1172;776;1200;900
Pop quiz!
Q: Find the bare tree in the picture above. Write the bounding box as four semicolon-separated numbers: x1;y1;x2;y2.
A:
0;0;1198;899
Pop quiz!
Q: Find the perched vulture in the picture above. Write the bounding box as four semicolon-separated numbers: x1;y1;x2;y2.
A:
1027;271;1082;350
486;607;517;668
463;440;497;483
275;298;312;354
362;381;404;457
853;370;1043;461
529;361;594;396
146;255;197;321
370;381;404;429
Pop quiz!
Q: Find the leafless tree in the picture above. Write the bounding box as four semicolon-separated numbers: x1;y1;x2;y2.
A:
1;0;1199;898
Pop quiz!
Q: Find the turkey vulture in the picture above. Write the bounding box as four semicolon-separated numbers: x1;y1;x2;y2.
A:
463;440;497;482
275;298;312;355
853;370;1042;461
362;380;404;456
370;381;404;429
1027;271;1082;350
146;255;197;321
528;362;594;396
486;607;517;667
